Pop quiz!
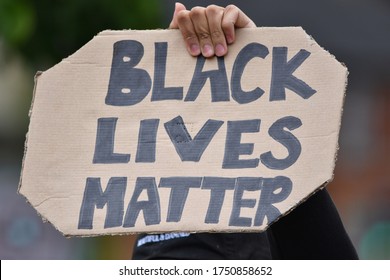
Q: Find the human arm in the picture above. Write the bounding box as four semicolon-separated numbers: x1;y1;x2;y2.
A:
166;3;358;259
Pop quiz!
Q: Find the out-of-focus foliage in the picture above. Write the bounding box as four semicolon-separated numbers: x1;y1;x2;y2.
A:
0;0;162;259
0;0;35;46
0;0;162;67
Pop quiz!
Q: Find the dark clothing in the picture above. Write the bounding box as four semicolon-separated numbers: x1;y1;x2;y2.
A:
132;189;359;260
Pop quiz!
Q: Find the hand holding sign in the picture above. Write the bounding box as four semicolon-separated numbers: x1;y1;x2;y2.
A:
19;22;347;236
169;3;256;57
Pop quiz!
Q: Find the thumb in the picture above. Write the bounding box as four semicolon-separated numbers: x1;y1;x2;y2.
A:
169;2;187;29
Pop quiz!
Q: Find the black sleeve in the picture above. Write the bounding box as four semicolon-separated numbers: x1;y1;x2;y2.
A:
267;188;359;259
132;232;271;260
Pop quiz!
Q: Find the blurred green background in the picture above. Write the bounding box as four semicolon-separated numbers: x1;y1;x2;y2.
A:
0;0;162;259
0;0;389;259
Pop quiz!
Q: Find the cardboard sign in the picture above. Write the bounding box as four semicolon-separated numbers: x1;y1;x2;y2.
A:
19;28;347;236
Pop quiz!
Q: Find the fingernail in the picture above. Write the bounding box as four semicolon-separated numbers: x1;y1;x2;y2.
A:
203;44;214;57
190;44;200;55
215;44;226;56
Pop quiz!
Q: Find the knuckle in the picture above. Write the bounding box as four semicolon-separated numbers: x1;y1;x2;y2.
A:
176;10;190;24
184;33;198;42
225;4;238;11
211;29;223;39
206;4;223;14
198;31;211;40
190;6;205;17
206;5;223;17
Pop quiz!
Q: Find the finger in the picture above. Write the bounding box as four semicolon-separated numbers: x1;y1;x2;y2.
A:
222;5;256;44
190;6;214;57
205;5;227;57
176;10;201;56
169;2;187;29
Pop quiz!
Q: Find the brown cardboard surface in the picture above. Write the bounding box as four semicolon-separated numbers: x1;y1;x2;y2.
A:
18;28;347;236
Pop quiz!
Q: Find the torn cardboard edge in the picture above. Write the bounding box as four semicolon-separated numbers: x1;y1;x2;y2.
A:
18;27;348;237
